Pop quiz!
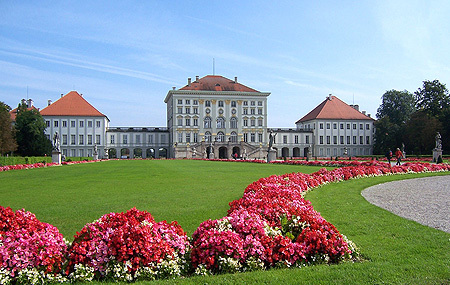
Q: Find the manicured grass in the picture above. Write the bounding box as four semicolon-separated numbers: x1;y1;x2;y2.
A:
0;159;326;239
1;160;449;284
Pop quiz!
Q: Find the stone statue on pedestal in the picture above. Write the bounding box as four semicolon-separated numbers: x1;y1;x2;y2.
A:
52;132;60;152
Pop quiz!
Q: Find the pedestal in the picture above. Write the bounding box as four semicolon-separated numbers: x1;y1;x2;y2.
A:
267;149;277;163
433;149;443;163
93;153;99;160
52;151;61;164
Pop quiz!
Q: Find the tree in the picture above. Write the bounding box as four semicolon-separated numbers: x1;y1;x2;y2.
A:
0;102;17;155
14;103;52;156
373;117;402;155
376;89;416;125
414;79;450;118
403;111;441;155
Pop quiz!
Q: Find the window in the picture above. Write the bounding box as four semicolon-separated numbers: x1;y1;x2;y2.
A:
62;121;67;127
243;133;248;142
178;99;182;104
62;135;67;145
79;149;84;157
71;121;76;127
295;135;299;144
243;108;248;115
161;134;166;142
186;133;191;143
193;118;198;126
178;118;183;126
178;107;183;114
231;101;236;107
148;135;153;144
258;133;263;142
217;132;225;142
205;132;212;142
185;107;190;114
123;135;128;144
326;136;330;144
326;123;330;129
250;109;255;115
320;123;324;129
347;123;350;129
283;135;288;144
185;99;190;104
353;124;357;129
333;123;337;129
218;101;224;107
205;100;211;107
230;132;238;143
216;117;225;128
306;135;309;144
366;124;370;130
340;136;344;144
333;136;337;144
193;107;198;114
88;135;93;145
193;100;198;105
251;119;255;126
353;136;357;144
88;121;93;128
178;132;183;143
71;135;76;145
230;117;238;129
251;101;255;106
360;124;363;130
258;101;263;106
136;135;141;144
319;136;323;144
251;133;255;142
340;123;344;129
185;118;190;126
258;119;263;126
204;117;211;128
360;136;364;144
79;135;84;145
366;136;370;144
243;119;248;127
243;101;248;106
193;133;198;143
46;120;50;127
96;135;100;145
96;121;101;128
54;121;58;127
79;121;84;128
110;135;115;144
347;136;351;144
258;108;263;115
71;149;76;157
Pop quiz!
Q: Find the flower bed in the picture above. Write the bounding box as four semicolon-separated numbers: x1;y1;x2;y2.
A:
0;160;101;172
1;161;449;283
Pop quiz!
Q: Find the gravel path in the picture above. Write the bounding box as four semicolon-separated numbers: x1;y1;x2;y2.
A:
361;175;450;233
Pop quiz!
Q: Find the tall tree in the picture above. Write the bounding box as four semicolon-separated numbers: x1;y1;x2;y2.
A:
14;103;52;156
414;79;450;118
0;102;18;155
403;111;441;155
373;117;402;155
376;89;416;125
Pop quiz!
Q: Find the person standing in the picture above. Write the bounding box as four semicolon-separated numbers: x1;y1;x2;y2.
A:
395;148;403;165
385;149;393;164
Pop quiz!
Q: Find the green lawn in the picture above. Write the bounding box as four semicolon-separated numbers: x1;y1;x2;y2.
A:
1;160;449;284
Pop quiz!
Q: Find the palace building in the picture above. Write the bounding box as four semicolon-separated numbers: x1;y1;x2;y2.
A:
31;75;374;159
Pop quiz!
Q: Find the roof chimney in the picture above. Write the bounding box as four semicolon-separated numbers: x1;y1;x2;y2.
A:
21;99;26;105
350;104;359;111
362;110;366;115
234;76;238;83
26;99;33;108
195;75;199;81
48;100;52;106
328;94;332;100
187;77;192;86
61;93;63;98
172;87;176;90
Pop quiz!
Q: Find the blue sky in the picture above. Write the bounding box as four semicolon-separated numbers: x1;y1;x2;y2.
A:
1;1;449;127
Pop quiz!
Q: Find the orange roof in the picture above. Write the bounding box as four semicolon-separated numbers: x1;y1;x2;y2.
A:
10;106;39;121
40;91;106;117
179;75;259;92
296;95;374;123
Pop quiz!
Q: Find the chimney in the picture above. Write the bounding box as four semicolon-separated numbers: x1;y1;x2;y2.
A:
350;105;359;111
362;111;366;115
187;77;191;86
328;94;332;100
61;93;63;98
21;99;26;105
172;87;176;90
27;99;33;108
234;76;238;83
48;100;52;106
195;75;199;81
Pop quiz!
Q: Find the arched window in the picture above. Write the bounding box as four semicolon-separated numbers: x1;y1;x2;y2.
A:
217;132;225;142
216;117;225;129
230;117;238;129
205;131;212;142
230;131;238;143
204;117;211;128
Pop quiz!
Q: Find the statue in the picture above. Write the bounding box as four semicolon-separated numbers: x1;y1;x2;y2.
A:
268;130;277;150
435;132;442;150
52;132;60;152
93;144;98;155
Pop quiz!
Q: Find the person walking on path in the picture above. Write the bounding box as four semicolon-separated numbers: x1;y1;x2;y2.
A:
385;149;393;165
395;148;403;165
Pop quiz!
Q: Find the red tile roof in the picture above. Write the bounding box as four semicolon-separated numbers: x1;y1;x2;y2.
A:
40;91;106;117
296;95;374;123
179;75;259;92
10;106;39;121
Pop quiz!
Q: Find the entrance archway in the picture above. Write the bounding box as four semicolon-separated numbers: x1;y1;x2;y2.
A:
206;146;214;159
158;148;167;158
121;148;130;159
282;147;289;158
147;148;155;158
134;148;142;158
108;148;117;159
219;147;228;159
232;146;240;159
293;147;300;157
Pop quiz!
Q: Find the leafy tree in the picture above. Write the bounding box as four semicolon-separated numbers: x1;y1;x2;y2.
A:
414;79;450;118
14;103;52;156
0;102;17;155
376;89;416;125
403;111;441;155
373;117;402;155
